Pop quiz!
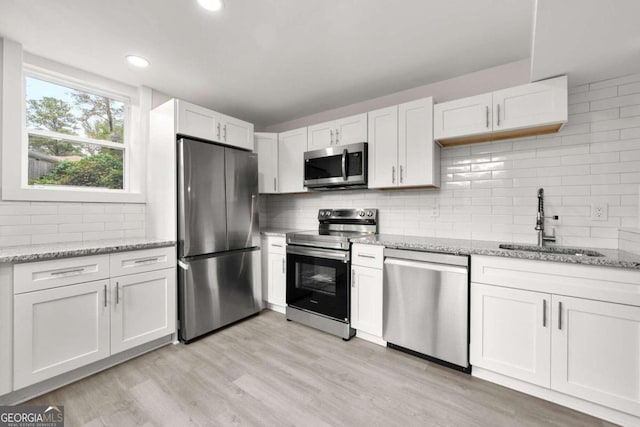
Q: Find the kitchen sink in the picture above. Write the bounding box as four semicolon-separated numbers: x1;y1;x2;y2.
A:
498;244;604;257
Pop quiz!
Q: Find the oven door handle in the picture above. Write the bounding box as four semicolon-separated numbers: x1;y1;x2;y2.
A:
287;245;350;262
341;149;348;181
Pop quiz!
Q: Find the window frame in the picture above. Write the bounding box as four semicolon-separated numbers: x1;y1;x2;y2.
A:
1;40;147;203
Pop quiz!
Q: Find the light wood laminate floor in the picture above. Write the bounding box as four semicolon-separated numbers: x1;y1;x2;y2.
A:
27;310;615;426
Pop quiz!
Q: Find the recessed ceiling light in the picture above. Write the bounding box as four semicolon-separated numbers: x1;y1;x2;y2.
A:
197;0;224;12
126;55;149;68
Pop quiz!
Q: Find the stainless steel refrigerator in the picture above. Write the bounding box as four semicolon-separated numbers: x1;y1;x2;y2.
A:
177;137;261;342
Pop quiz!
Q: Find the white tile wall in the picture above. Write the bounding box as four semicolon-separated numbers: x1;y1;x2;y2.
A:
262;72;640;249
0;202;145;247
620;228;640;255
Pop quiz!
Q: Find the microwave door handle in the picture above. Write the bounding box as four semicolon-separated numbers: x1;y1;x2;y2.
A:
341;149;348;181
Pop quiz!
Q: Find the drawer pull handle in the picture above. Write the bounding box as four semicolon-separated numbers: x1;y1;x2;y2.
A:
51;268;85;276
271;244;283;248
357;254;376;259
134;257;160;264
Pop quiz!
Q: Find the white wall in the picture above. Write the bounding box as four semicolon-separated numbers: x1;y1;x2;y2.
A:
0;38;146;247
261;60;530;133
263;72;640;249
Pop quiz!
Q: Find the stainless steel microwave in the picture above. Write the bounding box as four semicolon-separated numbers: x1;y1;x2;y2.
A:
304;142;368;190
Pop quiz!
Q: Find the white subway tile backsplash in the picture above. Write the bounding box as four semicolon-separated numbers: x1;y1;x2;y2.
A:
262;73;640;249
0;202;145;247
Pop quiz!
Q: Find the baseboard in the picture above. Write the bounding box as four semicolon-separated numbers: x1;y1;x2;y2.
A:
266;302;286;314
355;330;386;347
472;367;639;426
0;335;173;405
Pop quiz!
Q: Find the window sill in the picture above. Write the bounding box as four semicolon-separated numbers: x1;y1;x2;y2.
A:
2;186;145;204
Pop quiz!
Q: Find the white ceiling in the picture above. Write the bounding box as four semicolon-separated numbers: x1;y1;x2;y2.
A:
531;0;640;86
0;0;535;127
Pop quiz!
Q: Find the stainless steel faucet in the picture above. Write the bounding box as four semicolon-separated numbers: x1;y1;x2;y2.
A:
535;188;557;247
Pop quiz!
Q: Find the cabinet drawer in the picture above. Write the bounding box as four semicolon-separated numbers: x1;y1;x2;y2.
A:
267;237;286;255
110;247;176;277
352;244;384;268
14;255;110;294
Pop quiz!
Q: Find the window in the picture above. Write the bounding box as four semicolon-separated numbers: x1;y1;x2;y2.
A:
25;75;129;190
1;40;147;203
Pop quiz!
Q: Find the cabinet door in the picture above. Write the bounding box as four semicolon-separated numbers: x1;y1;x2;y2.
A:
433;93;492;140
278;128;307;193
267;252;286;307
307;121;334;150
398;97;439;187
470;283;551;388
176;100;218;141
551;295;640;416
367;105;398;189
493;76;567;133
111;269;176;354
14;280;110;389
256;132;279;193
351;265;383;337
220;114;254;151
335;113;367;146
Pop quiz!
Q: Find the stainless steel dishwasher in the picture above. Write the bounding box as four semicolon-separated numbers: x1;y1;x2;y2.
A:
383;248;470;372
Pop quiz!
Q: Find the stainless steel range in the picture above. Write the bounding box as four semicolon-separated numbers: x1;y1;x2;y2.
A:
286;208;378;340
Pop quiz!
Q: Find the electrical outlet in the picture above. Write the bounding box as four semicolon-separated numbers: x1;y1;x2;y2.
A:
430;203;439;218
590;203;608;221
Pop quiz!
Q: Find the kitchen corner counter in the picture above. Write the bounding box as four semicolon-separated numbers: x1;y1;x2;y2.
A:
0;238;176;264
261;228;305;237
351;234;640;270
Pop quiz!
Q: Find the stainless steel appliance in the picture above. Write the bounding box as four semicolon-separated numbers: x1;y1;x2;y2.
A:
177;137;260;342
304;142;368;190
383;249;470;372
286;208;377;339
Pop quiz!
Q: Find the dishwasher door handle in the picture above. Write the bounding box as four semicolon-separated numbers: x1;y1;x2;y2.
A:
384;258;468;275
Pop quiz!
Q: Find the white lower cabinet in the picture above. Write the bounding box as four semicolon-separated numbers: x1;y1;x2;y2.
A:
551;295;640;417
350;265;383;337
111;270;176;354
350;244;384;345
470;283;550;388
262;236;287;312
12;249;176;390
14;280;111;389
471;255;640;422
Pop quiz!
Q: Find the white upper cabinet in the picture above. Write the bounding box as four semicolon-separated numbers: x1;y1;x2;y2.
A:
176;100;218;141
493;76;568;134
278;128;307;193
398;97;439;188
255;132;279;194
433;93;493;141
434;75;568;145
176;100;254;150
368;98;439;189
307;113;367;150
368;106;399;188
218;113;254;151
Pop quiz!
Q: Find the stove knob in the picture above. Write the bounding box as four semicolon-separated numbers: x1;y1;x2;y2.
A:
359;211;365;217
367;211;373;217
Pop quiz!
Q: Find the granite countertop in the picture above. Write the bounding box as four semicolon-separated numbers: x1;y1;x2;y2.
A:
351;234;640;270
261;228;306;237
0;238;176;263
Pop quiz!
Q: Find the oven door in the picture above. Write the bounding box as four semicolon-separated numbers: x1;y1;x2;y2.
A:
304;142;367;188
286;245;350;321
